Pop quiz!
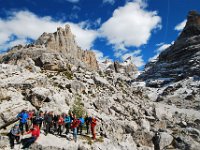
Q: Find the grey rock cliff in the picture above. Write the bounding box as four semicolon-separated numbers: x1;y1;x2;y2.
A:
139;11;200;85
0;25;99;71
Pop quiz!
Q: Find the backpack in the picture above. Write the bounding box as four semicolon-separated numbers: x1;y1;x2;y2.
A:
79;118;85;125
71;119;80;128
64;116;71;123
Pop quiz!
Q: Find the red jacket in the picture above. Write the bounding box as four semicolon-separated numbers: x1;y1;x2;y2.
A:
28;112;34;119
71;119;80;129
27;125;40;138
91;118;97;128
58;117;64;125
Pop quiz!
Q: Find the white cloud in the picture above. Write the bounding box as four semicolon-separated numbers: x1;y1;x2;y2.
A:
0;10;98;52
175;19;186;31
121;50;144;67
92;49;108;62
148;54;159;62
103;0;115;5
94;18;102;27
156;43;171;53
114;50;124;58
100;0;161;49
0;38;28;52
72;5;81;11
66;0;79;3
69;22;98;49
156;42;164;47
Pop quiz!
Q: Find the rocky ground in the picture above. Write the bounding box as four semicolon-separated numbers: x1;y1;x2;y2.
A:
0;11;200;150
0;62;200;150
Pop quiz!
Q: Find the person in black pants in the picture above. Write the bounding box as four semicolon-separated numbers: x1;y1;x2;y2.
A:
53;113;58;134
44;111;53;135
9;124;21;149
78;116;84;135
57;115;64;136
85;114;91;134
152;131;161;150
17;110;29;135
21;125;40;149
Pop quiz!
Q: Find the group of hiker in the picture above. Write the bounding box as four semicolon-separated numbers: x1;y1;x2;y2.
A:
8;109;98;149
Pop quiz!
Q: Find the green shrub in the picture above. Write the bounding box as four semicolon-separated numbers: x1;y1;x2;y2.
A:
63;70;73;80
70;95;86;118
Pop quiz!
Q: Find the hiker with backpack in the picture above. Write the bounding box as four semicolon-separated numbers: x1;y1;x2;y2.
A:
57;114;64;136
9;124;21;149
64;113;71;135
78;116;85;135
71;114;80;142
21;124;40;149
33;111;44;129
17;110;29;135
44;111;53;135
91;116;97;140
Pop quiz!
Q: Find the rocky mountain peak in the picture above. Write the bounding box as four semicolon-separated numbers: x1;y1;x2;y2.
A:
35;24;78;56
1;24;99;71
139;11;200;86
178;10;200;39
187;10;200;26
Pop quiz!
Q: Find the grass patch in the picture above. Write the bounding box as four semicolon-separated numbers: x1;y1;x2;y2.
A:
96;136;104;143
62;71;73;80
80;135;93;145
80;135;104;145
0;132;9;136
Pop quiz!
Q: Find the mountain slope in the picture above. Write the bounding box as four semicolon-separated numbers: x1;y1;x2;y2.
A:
139;11;200;85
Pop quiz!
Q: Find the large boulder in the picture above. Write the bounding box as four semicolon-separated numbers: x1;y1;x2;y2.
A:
27;87;52;109
70;80;86;94
160;132;173;149
94;76;110;86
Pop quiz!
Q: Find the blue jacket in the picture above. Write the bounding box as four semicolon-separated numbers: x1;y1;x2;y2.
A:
17;112;29;123
79;117;85;125
64;116;71;123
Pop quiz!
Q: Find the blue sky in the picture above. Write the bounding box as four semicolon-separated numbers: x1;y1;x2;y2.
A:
0;0;199;69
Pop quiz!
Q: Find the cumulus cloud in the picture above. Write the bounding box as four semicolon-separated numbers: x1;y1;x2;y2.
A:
175;19;186;31
100;0;161;49
69;23;98;49
0;38;28;53
0;10;98;52
92;49;108;62
94;18;102;27
121;50;145;67
103;0;115;5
